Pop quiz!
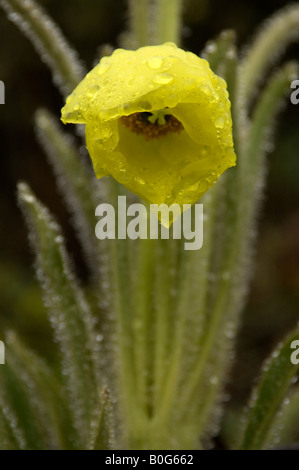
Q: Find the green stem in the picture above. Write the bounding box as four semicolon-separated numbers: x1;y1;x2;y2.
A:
132;237;155;415
155;0;183;45
238;4;299;111
153;191;219;433
242;62;298;178
154;241;190;418
152;237;177;410
1;0;85;95
108;180;137;445
129;0;153;47
182;279;230;409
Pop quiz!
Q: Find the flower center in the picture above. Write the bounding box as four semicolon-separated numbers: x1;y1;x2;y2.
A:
120;109;183;140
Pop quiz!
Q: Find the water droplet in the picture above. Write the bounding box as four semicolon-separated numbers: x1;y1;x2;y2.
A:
225;321;235;339
135;177;146;185
210;376;219;385
97;60;111;75
200;84;212;96
206;43;217;54
215;117;225;129
226;49;236;60
153;73;173;85
225;329;234;339
164;42;176;48
147;56;163;69
22;194;35;203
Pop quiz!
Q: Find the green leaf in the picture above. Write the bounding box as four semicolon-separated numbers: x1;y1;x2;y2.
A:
239;329;299;450
202;30;237;76
237;62;299;262
243;61;298;176
17;182;101;448
0;0;85;95
239;4;299;110
35;109;100;275
202;30;238;121
0;332;76;449
0;344;47;449
0;394;26;450
264;387;299;449
90;388;114;450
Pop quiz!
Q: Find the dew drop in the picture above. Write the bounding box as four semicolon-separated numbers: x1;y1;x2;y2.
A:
22;194;35;203
97;61;111;75
210;376;219;385
147;56;163;69
200;84;212;96
225;329;234;339
164;42;176;48
96;334;104;343
153;73;173;85
206;43;217;54
135;177;146;185
226;49;236;60
215;117;225;129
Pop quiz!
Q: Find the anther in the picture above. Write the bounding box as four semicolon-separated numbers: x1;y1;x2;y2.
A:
120;111;183;140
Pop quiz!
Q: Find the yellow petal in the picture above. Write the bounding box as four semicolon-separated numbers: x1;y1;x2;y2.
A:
61;43;221;123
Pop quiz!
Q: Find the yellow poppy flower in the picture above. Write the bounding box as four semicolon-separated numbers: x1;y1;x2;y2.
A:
61;43;236;225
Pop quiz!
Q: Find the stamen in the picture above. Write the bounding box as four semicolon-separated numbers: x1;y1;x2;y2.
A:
120;111;184;140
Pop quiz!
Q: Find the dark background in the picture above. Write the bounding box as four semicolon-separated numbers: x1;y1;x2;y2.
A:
0;0;298;434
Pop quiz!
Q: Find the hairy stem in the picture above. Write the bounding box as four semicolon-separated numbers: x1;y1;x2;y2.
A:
1;0;85;95
154;0;183;45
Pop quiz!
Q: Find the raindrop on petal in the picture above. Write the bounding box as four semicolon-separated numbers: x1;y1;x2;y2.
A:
147;56;163;69
215;117;225;129
153;73;174;85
